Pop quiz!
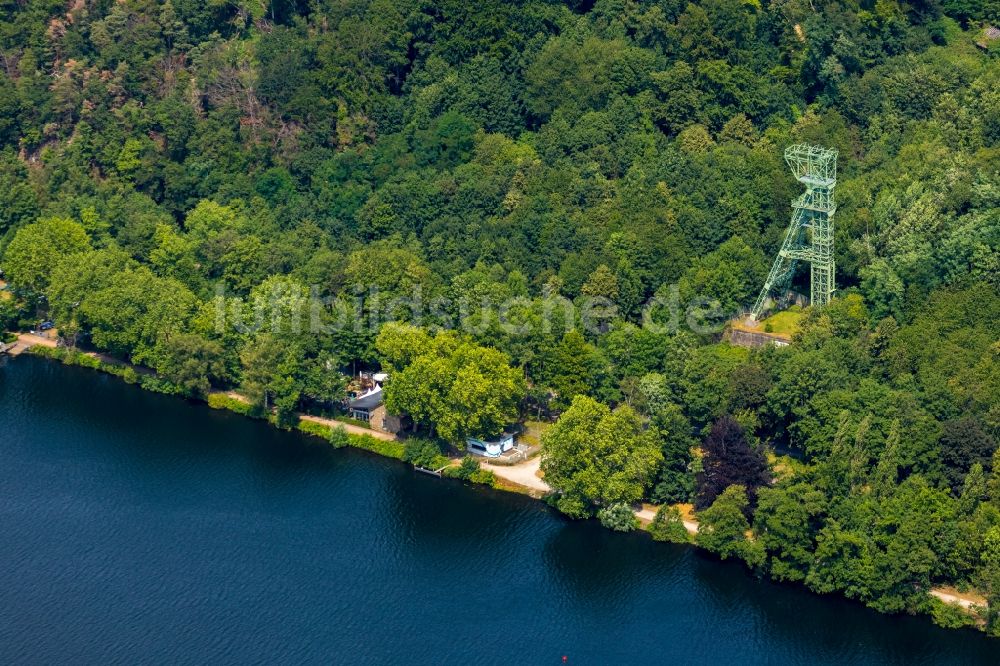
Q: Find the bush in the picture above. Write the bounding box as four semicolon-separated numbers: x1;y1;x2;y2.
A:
929;598;979;630
648;506;692;543
28;345;62;360
696;485;765;568
469;468;496;487
350;433;406;460
295;418;404;458
448;456;480;480
598;503;638;532
206;392;256;417
333;415;371;429
404;439;449;469
295;418;331;439
442;456;497;487
328;425;350;449
138;374;183;395
652;469;695;505
69;351;101;369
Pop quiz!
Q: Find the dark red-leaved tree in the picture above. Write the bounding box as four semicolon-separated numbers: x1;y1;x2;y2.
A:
696;415;771;512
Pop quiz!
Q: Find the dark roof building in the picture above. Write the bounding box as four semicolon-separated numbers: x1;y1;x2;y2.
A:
348;387;384;415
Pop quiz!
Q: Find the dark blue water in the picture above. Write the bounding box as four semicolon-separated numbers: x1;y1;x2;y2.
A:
1;355;996;664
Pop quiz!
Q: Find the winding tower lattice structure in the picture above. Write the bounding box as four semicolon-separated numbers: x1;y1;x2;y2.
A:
751;144;837;320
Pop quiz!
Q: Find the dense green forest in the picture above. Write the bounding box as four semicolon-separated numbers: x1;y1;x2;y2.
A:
0;0;998;631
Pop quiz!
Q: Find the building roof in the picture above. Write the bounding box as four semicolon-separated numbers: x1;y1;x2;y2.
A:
467;432;515;444
349;387;384;411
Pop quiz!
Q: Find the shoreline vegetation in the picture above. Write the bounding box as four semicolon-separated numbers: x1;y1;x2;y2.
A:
18;341;989;632
0;0;998;648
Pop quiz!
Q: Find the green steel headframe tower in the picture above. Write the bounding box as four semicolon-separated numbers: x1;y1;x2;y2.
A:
750;144;838;320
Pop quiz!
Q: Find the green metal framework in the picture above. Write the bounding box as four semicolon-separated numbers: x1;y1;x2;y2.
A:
750;144;838;320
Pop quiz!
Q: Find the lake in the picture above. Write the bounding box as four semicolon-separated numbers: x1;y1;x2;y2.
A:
1;355;995;664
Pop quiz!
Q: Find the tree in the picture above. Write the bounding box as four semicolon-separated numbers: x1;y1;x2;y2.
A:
696;485;764;567
649;505;692;543
152;332;227;397
80;267;199;361
374;321;435;373
696;415;771;511
581;264;619;302
864;477;960;613
377;325;524;443
940;416;996;493
239;333;304;424
329;425;351;449
871;418;901;498
754;482;827;582
0;296;20;331
524;35;622;117
989;449;1000;505
677;236;767;314
650;401;696;504
2;217;91;296
541;395;662;518
682;343;748;428
598;503;638;532
434;342;526;443
540;330;612;411
982;526;1000;636
650;61;704;133
959;463;987;515
47;246;134;330
299;354;348;406
403;439;447;469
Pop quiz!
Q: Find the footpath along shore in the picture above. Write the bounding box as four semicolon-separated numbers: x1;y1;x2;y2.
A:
11;341;989;618
7;332;58;355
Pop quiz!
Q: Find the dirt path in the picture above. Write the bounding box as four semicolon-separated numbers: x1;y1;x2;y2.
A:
482;455;551;493
634;505;699;534
930;587;988;610
298;413;399;441
479;463;701;536
205;389;399;443
8;332;58;355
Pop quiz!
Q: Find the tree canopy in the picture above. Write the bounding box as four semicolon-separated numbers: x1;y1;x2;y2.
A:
0;0;997;634
541;395;662;518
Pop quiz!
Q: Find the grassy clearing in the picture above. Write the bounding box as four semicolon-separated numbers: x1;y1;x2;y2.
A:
294;417;407;460
759;306;805;337
768;451;807;482
519;419;552;447
207;392;257;417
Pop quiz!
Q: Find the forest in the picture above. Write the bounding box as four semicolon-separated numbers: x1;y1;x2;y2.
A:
0;0;998;632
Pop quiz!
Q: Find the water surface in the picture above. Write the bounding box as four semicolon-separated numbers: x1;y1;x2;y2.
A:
1;356;995;664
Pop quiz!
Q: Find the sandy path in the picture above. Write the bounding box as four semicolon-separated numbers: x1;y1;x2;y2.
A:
482;456;551;493
930;588;987;610
634;506;699;534
8;332;59;355
298;413;399;441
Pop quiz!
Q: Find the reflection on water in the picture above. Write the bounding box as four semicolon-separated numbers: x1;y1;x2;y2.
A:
0;355;995;665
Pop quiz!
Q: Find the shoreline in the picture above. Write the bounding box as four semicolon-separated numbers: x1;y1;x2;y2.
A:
12;342;990;632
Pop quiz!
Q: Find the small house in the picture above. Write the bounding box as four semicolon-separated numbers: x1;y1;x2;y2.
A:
466;433;516;458
348;387;384;422
347;386;408;434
